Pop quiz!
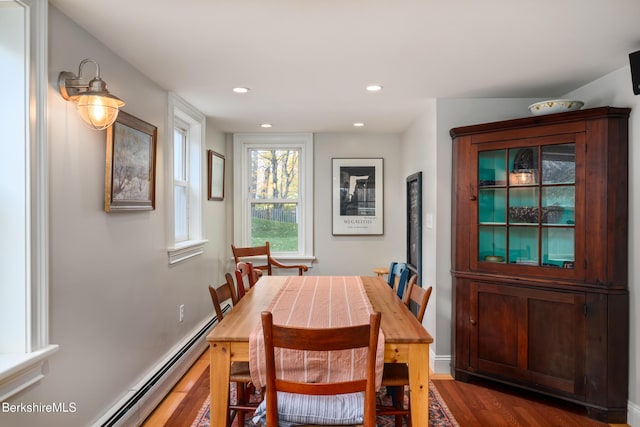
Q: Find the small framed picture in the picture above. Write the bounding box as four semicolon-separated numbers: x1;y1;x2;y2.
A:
208;150;225;201
105;111;157;212
332;158;384;235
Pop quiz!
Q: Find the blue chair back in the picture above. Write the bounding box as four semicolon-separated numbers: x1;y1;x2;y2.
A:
387;262;410;299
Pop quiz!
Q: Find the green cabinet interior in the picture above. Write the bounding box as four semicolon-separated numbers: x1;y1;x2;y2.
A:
477;144;576;268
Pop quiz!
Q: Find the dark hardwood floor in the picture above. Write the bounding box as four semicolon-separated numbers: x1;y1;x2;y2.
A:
143;348;628;427
432;377;626;427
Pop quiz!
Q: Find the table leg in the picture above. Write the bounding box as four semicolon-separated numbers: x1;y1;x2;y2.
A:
209;341;231;427
408;343;430;427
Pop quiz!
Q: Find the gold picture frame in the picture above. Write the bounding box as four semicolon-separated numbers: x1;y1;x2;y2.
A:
105;111;157;212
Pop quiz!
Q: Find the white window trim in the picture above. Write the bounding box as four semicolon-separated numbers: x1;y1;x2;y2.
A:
166;94;207;264
233;133;314;263
0;0;59;401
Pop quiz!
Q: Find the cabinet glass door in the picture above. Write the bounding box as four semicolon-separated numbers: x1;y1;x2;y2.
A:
478;150;507;262
477;144;576;269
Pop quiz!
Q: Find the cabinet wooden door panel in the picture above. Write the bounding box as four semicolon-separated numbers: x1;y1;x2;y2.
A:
527;295;586;396
474;289;519;368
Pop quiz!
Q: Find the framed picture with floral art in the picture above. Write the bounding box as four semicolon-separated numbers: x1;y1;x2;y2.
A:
105;111;157;212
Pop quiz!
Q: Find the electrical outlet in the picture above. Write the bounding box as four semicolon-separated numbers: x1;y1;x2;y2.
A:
179;304;185;322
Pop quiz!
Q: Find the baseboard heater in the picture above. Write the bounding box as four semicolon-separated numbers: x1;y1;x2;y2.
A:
98;305;230;427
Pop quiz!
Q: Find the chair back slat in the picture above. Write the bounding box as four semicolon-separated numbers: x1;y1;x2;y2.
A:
400;274;432;323
224;272;238;306
235;261;260;299
232;243;272;274
209;276;238;321
232;241;308;276
401;274;417;306
409;284;432;323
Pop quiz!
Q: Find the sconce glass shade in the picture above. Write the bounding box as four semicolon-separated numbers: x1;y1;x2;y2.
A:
58;59;125;130
509;169;536;185
76;95;121;130
75;76;124;130
510;147;537;185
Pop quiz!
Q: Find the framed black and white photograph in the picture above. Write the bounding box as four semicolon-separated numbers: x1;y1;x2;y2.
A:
332;158;383;235
406;171;422;283
207;150;225;201
105;111;157;212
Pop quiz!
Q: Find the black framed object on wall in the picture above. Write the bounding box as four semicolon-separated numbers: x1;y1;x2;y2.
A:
406;172;422;284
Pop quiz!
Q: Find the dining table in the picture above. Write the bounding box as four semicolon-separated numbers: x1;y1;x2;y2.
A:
206;275;434;427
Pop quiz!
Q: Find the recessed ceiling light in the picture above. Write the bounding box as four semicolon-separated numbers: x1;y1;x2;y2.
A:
260;123;272;128
233;87;250;94
366;85;383;92
353;122;365;127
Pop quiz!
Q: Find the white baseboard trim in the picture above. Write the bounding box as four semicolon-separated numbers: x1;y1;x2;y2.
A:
627;399;640;426
91;310;226;427
430;349;452;377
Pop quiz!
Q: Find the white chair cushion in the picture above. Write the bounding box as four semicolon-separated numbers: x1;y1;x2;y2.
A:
252;391;364;426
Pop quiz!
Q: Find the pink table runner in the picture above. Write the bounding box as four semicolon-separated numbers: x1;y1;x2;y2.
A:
249;276;385;389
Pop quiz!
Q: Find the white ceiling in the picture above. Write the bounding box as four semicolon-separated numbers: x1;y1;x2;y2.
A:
50;0;640;133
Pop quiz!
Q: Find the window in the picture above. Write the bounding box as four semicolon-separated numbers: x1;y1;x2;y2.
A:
173;123;189;243
233;133;313;262
0;0;58;400
167;94;206;264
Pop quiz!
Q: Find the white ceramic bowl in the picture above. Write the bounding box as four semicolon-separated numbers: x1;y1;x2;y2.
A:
528;99;584;116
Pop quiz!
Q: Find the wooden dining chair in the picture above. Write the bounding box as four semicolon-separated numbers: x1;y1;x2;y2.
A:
260;311;382;427
208;279;261;425
403;276;432;324
231;241;308;276
208;273;238;320
378;275;433;427
234;261;261;300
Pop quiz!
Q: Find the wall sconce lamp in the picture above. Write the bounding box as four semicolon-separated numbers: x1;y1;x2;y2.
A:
510;148;536;185
58;58;125;130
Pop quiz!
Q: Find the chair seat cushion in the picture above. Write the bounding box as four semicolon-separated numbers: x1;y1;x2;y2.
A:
252;391;364;426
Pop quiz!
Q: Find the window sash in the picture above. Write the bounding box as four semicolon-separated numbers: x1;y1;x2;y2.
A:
174;126;188;181
233;133;313;260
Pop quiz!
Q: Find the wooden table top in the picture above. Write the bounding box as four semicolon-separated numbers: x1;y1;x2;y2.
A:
206;275;433;345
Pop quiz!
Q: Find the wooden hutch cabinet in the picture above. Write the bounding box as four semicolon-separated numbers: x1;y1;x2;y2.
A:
450;107;630;423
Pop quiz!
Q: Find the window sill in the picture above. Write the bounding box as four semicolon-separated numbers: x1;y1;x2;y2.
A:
168;240;208;265
0;344;59;401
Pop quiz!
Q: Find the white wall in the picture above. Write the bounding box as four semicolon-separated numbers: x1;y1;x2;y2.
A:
2;7;229;426
401;98;546;373
312;133;405;276
563;66;639;426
